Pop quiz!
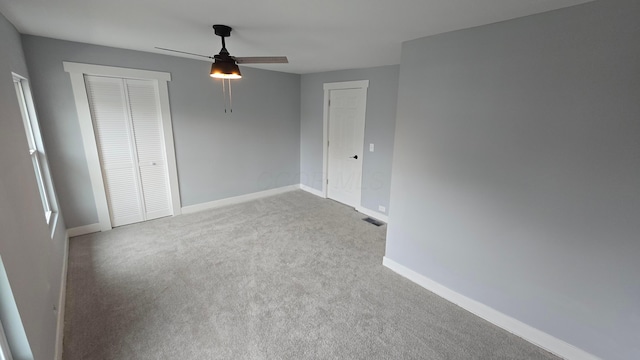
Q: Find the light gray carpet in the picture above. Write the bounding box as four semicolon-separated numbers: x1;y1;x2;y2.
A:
64;190;558;360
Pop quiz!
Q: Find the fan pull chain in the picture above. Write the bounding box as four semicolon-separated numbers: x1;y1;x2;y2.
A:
228;79;233;113
221;79;228;113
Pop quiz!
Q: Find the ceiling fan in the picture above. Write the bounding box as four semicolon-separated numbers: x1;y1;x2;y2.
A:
156;24;288;79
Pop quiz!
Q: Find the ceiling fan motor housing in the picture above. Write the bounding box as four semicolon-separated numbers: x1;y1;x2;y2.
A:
213;24;232;38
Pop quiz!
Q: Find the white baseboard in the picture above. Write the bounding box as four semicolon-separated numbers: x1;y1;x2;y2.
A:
67;223;101;237
382;257;600;360
299;185;389;223
55;235;69;360
299;184;324;198
356;206;388;223
182;185;299;214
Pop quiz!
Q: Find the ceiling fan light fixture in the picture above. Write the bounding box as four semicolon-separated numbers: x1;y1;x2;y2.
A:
210;60;242;79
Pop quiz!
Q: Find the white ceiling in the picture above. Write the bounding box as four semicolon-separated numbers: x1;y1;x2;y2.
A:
0;0;590;74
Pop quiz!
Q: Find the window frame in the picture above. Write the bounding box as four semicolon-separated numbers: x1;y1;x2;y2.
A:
0;318;12;360
12;73;58;235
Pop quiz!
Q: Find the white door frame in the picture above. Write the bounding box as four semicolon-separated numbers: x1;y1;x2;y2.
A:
322;80;369;199
64;62;181;231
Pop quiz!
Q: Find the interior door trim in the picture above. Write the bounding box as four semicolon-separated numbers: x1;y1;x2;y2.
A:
321;80;369;199
64;62;181;231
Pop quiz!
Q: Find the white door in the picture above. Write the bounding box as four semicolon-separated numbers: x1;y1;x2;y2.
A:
327;87;367;208
125;79;173;221
85;75;172;227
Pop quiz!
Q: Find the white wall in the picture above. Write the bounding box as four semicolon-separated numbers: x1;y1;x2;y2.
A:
386;1;640;359
0;11;67;360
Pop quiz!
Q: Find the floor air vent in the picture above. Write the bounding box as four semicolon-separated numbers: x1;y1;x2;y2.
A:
363;217;385;226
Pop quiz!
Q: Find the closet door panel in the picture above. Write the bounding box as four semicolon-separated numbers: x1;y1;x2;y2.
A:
85;75;144;226
125;79;172;219
126;79;164;164
103;167;146;226
139;165;172;220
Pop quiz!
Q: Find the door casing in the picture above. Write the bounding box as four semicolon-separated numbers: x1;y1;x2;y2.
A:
322;80;369;205
64;62;181;231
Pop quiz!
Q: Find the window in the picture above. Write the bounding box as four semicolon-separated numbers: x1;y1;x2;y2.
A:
0;319;12;360
12;73;57;230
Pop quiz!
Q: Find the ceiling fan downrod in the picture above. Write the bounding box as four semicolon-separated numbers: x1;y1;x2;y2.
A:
213;24;231;52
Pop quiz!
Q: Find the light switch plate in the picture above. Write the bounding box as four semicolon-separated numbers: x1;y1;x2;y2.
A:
369;143;374;152
378;205;386;213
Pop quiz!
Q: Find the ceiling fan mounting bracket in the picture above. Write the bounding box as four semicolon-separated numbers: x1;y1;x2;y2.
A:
213;25;232;38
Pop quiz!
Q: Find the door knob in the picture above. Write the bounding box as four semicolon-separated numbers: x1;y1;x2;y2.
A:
350;155;358;159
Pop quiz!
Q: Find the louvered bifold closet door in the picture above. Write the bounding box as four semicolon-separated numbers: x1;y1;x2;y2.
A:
85;75;145;226
125;79;172;221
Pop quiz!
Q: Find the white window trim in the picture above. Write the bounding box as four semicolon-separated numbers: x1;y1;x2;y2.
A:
321;80;369;198
12;73;59;237
0;319;12;360
63;62;181;231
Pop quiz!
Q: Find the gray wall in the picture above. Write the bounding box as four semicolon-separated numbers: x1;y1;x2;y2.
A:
0;12;67;360
300;66;399;213
21;36;301;228
386;1;640;359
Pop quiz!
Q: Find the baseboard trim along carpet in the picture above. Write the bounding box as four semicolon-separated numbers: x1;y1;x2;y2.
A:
55;235;69;360
382;257;600;360
67;223;101;237
182;185;300;214
299;184;389;223
299;184;324;197
356;206;388;223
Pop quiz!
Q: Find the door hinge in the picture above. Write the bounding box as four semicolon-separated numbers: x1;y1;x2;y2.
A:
328;99;331;106
326;179;329;184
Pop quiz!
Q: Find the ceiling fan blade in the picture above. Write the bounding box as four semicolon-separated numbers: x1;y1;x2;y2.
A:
234;56;289;64
155;47;214;59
